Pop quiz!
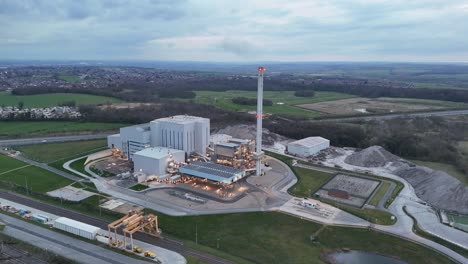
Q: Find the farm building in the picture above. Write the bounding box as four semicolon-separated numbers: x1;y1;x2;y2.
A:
287;137;330;157
133;147;185;177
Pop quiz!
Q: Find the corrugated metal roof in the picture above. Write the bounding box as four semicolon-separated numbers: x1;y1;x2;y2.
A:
289;137;329;148
54;217;100;233
180;161;244;179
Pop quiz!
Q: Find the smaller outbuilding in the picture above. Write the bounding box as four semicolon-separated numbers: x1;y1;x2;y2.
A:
287;137;330;157
133;147;185;177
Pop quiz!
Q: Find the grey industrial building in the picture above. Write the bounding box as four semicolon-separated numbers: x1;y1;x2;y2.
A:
287;137;330;157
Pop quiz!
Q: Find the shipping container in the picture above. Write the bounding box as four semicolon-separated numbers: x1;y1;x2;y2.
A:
31;214;47;223
53;217;100;240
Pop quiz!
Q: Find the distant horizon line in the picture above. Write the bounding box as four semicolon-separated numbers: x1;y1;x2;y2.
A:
0;59;467;65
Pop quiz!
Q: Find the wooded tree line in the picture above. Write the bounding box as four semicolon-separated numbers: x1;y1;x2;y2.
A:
79;101;254;129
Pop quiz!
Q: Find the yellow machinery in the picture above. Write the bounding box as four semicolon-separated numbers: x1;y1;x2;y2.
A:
107;211;159;252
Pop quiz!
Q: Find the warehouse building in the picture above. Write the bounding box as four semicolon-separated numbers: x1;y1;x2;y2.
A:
287;137;330;157
150;115;210;156
133;147;185;177
179;161;246;184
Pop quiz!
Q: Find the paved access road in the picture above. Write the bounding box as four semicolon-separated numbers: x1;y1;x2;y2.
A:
0;191;233;264
0;134;109;146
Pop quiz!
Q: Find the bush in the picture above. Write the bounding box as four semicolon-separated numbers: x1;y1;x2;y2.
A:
232;97;273;106
294;90;315;97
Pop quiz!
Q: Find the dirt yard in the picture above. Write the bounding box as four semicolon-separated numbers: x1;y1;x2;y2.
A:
297;97;445;115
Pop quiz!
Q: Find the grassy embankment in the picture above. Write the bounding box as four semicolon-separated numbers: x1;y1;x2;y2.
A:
0;121;124;138
185;90;354;119
267;151;397;225
368;181;391;206
0;91;121;108
15;139;107;163
16;139;107;178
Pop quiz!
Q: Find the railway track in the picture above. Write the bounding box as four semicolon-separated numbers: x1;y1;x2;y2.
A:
0;191;233;264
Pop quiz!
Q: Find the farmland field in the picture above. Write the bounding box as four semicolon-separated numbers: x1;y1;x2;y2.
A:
186;90;355;118
15;139;107;163
0;154;73;193
298;97;467;116
0;121;124;138
0;92;122;108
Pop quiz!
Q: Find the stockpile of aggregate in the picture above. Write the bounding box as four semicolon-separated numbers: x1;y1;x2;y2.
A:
216;124;289;146
395;165;468;214
344;145;468;214
344;146;400;167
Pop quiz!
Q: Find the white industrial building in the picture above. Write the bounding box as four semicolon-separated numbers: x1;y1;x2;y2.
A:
53;217;101;240
107;115;210;160
150;115;210;156
287;137;330;157
133;147;185;177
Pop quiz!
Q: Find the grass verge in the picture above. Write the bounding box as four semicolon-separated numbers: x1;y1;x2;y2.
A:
129;184;150;191
368;181;391;206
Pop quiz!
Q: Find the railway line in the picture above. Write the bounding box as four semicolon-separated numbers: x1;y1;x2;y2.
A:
0;190;233;264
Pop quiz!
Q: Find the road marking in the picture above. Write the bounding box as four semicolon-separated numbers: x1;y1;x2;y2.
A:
0;164;32;176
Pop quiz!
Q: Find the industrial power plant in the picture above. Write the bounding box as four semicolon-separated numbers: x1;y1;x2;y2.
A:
106;67;269;187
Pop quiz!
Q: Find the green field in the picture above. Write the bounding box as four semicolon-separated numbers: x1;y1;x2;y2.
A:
57;74;81;83
0;154;73;193
186;90;354;118
15;139;107;163
0;92;121;108
368;181;391;206
410;160;467;185
158;212;452;264
0;121;125;138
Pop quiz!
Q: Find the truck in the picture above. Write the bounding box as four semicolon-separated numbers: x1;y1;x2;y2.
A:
125;245;142;253
144;250;156;259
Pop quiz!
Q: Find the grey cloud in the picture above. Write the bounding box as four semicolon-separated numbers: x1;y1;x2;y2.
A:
220;38;258;56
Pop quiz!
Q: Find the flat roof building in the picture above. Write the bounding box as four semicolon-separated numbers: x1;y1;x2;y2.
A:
287;137;330;157
133;147;185;177
179;161;246;184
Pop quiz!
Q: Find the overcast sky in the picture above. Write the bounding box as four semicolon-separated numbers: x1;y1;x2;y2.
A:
0;0;467;62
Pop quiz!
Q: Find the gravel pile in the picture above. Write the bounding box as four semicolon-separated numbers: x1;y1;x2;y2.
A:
344;146;400;167
395;165;468;214
216;124;290;146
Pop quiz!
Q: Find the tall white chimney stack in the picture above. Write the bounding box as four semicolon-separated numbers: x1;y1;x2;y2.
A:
255;66;265;176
